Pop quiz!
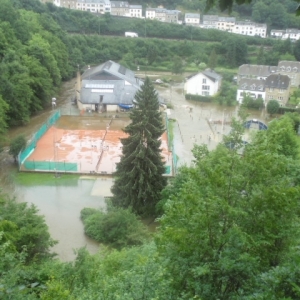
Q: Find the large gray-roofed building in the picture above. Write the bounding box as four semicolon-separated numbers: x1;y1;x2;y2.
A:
238;64;278;82
78;61;143;112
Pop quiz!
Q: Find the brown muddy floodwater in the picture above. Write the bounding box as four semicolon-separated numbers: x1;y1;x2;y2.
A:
3;74;272;261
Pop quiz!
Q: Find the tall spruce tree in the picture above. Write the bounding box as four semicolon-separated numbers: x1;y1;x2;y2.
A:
111;77;167;216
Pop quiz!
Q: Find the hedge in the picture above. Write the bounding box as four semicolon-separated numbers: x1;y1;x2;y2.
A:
185;94;212;102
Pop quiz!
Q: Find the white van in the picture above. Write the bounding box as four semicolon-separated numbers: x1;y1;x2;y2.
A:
125;32;138;38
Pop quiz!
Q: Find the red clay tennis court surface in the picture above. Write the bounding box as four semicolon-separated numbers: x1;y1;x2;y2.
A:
22;122;172;175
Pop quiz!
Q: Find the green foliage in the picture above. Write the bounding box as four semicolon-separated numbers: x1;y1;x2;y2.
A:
0;195;56;262
171;56;184;74
157;117;300;299
214;80;237;106
111;77;167;216
267;99;280;115
241;95;264;109
9;135;26;162
81;206;149;249
185;93;212;102
289;88;300;106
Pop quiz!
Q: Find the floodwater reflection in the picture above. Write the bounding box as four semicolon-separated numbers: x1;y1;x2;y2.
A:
15;176;113;261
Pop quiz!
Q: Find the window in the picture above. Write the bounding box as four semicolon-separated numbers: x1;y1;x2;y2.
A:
268;95;273;99
202;85;210;90
278;96;283;101
279;89;284;93
270;88;274;92
202;78;206;84
202;91;209;96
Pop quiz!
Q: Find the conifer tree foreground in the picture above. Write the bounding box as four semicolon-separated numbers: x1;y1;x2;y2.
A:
111;77;167;216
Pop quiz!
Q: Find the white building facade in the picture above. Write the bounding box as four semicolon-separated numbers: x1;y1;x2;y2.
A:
184;70;222;96
77;0;111;13
233;21;267;38
185;13;200;26
128;5;142;18
236;79;265;104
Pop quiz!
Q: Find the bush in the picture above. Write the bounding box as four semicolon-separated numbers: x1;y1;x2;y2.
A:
267;99;280;115
185;94;212;102
9;135;26;162
80;206;149;249
242;96;264;110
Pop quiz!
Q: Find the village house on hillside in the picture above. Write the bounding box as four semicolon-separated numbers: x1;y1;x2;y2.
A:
77;60;143;112
185;13;200;26
265;74;290;105
184;70;222;96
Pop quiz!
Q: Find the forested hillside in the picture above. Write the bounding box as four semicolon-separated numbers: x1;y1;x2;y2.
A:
0;0;299;148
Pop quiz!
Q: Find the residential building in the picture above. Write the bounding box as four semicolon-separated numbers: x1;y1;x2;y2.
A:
201;15;218;29
265;74;290;105
237;64;277;83
217;17;236;32
77;0;111;13
129;5;142;18
270;29;285;39
165;10;180;23
146;7;180;23
55;0;76;9
283;29;300;41
185;13;200;26
184;69;222;96
155;8;167;22
145;8;156;19
236;79;265;104
110;1;129;16
78;60;143;112
233;21;267;38
278;61;300;87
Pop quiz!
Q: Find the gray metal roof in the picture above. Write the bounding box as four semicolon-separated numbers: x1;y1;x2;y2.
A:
238;64;278;77
218;17;236;22
238;78;265;91
129;5;142;9
111;1;129;8
278;61;300;73
185;13;200;19
80;61;143;105
202;70;222;82
203;15;219;21
265;74;290;89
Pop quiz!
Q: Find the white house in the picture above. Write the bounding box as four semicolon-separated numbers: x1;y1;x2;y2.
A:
200;15;218;29
128;5;142;18
184;70;222;96
233;21;267;38
236;78;265;104
185;13;200;26
145;8;156;19
217;17;236;32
